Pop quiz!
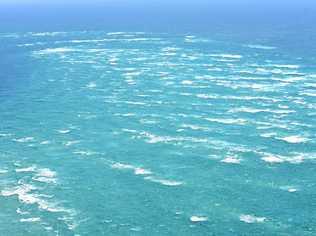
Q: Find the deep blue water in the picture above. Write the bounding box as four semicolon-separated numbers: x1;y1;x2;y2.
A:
0;3;316;236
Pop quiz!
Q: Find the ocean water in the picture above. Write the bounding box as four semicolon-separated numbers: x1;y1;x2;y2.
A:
0;30;315;236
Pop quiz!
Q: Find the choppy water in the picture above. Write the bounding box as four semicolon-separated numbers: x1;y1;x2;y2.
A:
0;31;315;235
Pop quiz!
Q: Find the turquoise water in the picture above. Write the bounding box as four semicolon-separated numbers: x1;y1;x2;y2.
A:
0;31;315;235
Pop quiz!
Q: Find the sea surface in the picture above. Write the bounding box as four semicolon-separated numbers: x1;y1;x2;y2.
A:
0;30;315;235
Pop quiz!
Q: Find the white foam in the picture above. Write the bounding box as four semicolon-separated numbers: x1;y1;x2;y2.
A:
161;47;180;52
278;136;309;144
130;226;142;232
210;54;242;59
220;157;241;164
16;166;36;173
2;172;77;231
125;101;147;106
64;140;80;146
229;107;295;114
139;119;158;124
30;32;65;37
205;118;247;125
35;47;76;55
57;129;71;134
134;168;152;175
40;140;51;145
107;32;125;35
287;188;298;193
229;107;264;113
144;176;183;186
181;124;209;131
139;132;177;144
20;217;41;223
280;186;298;193
16;208;29;215
121;129;138;133
181;80;194;85
245;44;276;50
240;214;266;223
73;150;96;156
271;64;300;69
285;155;305;164
86;82;97;88
196;94;218;99
111;163;151;176
13;137;34;143
0;169;8;174
1;184;38;205
111;163;134;170
37;168;56;178
260;133;277;138
190;216;208;222
261;155;284;163
31;168;57;183
300;92;316;97
185;35;196;39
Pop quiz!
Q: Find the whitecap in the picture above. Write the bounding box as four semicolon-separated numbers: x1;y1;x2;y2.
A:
196;94;218;99
13;137;34;143
73;150;96;156
40;140;51;145
300;92;316;97
16;166;36;173
229;107;265;113
20;217;41;223
30;32;65;37
130;226;142;232
205;118;247;125
16;208;29;215
210;54;242;59
278;136;309;144
57;129;71;134
271;64;300;69
1;184;38;205
190;216;208;222
107;32;125;35
280;186;298;193
220;157;241;164
144;176;183;186
260;133;277;138
2;179;77;230
138;132;177;144
111;163;151;176
121;129;138;133
86;82;97;88
245;44;276;50
139;119;158;124
34;48;77;55
37;168;56;178
0;169;8;174
181;124;209;131
64;140;80;146
261;155;284;163
240;214;266;223
229;107;295;114
134;168;152;175
111;163;134;170
185;35;196;39
181;80;194;85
